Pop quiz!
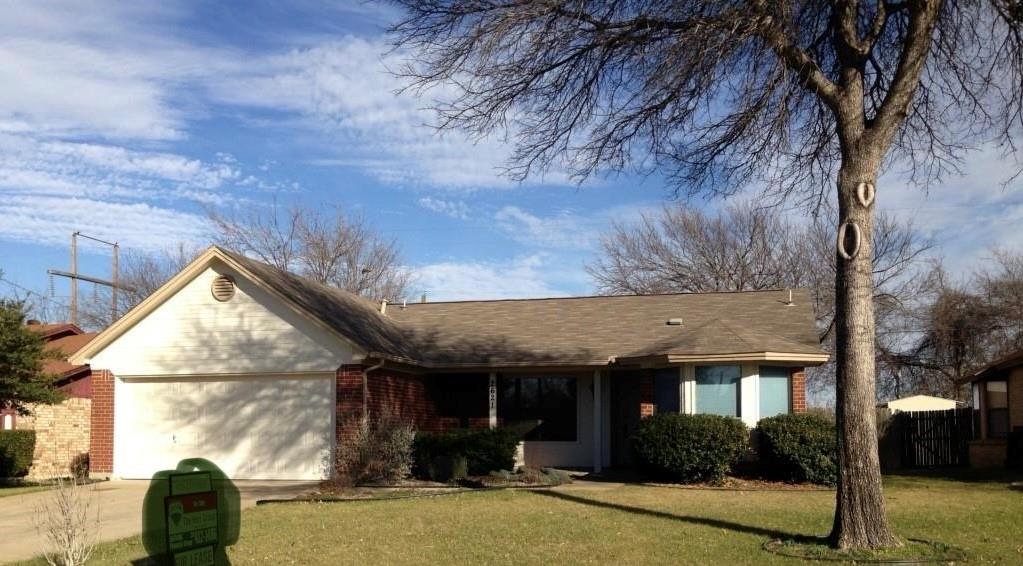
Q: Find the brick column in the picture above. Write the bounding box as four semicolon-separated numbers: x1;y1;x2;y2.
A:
639;373;655;418
90;370;114;475
790;368;807;413
336;365;366;443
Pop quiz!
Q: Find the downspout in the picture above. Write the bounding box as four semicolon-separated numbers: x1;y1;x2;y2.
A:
362;358;386;424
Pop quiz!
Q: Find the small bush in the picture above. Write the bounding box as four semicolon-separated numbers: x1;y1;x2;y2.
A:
757;413;837;485
632;413;749;483
414;428;520;481
70;453;90;480
336;417;416;485
0;429;36;478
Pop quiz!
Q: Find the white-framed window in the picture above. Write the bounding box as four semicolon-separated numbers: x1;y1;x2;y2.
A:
758;366;792;418
695;365;741;417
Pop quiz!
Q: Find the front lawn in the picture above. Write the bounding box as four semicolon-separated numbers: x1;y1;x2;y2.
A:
13;474;1023;565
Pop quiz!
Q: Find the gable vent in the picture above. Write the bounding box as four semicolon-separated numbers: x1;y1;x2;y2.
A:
211;275;236;302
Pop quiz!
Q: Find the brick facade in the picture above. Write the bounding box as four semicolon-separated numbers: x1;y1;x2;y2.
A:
89;370;114;474
790;367;807;413
336;365;491;443
17;398;91;480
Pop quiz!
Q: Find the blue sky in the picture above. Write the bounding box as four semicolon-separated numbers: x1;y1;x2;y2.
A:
1;1;1021;310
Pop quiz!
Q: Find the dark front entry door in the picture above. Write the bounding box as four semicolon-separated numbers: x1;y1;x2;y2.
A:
610;372;645;467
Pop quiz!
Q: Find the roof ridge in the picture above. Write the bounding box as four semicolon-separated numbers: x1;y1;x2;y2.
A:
402;288;806;306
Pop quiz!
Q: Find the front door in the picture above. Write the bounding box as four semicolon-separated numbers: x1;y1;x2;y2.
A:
610;372;645;467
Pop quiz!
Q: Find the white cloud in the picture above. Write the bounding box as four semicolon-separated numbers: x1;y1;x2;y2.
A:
0;135;241;205
418;197;471;220
415;254;570;301
0;195;208;252
878;146;1023;275
208;37;575;189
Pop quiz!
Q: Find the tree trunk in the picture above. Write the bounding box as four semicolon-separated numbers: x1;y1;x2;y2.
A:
829;150;901;550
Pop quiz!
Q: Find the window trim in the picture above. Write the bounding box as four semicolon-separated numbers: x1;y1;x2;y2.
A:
982;379;1010;439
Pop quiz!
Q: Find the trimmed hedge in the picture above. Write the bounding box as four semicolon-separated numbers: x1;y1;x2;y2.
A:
632;413;749;483
414;428;519;481
757;413;837;485
0;429;36;478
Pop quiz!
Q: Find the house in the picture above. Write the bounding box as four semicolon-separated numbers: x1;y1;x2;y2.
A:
968;349;1023;468
0;322;95;430
69;246;828;480
877;394;961;415
1;322;95;479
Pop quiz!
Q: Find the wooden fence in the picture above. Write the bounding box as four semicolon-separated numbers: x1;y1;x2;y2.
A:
895;408;974;469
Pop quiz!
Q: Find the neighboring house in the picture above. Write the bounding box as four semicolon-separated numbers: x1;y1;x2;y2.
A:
0;322;95;430
878;395;962;415
0;322;95;479
968;349;1023;468
70;246;829;480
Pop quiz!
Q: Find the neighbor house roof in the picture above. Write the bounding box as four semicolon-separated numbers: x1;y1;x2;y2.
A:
73;246;829;369
26;322;96;379
970;348;1023;383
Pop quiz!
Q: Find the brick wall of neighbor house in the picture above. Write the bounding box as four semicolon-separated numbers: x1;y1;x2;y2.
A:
1010;369;1023;429
90;370;114;474
16;398;91;480
790;368;807;413
639;373;655;418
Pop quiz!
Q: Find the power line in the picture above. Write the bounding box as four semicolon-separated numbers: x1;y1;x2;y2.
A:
0;276;71;309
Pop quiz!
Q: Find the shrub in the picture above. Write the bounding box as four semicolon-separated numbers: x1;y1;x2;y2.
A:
414;428;520;481
0;429;36;478
631;413;749;484
757;413;837;485
70;453;90;480
336;417;416;485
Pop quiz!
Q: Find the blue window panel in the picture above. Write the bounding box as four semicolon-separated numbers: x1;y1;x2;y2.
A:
759;366;791;419
654;369;680;414
695;365;740;417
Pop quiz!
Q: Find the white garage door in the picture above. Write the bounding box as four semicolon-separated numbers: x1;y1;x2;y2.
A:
115;375;333;480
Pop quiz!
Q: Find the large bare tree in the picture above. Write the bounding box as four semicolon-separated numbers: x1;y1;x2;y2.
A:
208;202;413;302
390;0;1023;549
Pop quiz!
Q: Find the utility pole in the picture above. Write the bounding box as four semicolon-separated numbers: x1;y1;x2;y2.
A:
50;231;131;326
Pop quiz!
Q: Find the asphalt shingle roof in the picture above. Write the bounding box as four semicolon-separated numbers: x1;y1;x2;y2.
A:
223;248;825;368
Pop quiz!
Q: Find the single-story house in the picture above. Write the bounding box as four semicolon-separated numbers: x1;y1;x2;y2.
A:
968;349;1023;468
877;394;962;415
70;246;829;480
1;321;95;479
1;322;95;430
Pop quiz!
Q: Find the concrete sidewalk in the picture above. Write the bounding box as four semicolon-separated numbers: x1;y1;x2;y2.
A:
0;480;315;563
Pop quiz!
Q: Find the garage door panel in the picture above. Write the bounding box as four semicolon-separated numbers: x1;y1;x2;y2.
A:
116;375;332;480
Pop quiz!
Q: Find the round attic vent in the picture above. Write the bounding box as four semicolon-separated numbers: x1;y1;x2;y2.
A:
211;275;236;302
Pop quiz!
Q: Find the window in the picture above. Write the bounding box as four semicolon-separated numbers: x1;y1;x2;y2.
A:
654;369;680;414
759;366;791;419
1;413;12;430
985;381;1010;439
695;365;740;417
498;376;577;441
433;375;488;428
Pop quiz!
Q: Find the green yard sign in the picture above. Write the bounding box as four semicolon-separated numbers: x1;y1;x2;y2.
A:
142;459;240;566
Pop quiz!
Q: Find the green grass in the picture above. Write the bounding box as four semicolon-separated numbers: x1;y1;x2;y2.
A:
0;484;50;498
12;473;1023;565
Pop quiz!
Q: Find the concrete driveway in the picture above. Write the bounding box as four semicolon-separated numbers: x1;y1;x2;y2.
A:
0;480;316;563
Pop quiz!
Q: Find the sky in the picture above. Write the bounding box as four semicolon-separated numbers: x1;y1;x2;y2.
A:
0;1;1021;312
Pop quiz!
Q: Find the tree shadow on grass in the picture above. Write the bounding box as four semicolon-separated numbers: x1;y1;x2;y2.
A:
531;490;820;544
